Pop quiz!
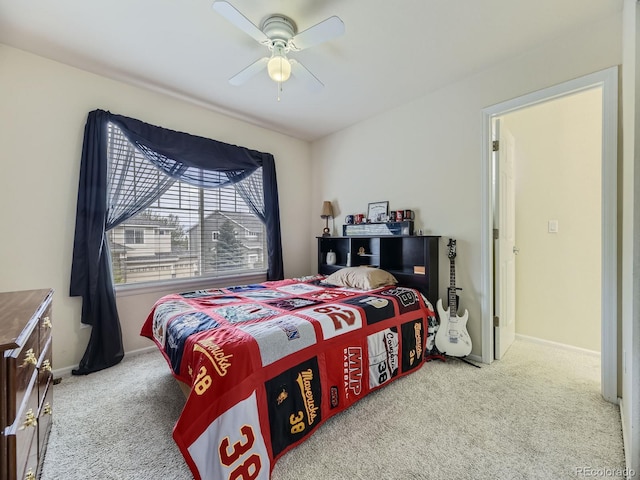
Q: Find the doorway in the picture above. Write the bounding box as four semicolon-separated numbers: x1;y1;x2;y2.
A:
480;67;618;403
494;90;602;360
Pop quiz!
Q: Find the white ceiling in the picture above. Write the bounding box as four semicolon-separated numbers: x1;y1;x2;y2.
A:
0;0;623;141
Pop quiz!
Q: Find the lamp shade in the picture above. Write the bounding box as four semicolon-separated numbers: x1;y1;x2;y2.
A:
321;201;333;218
267;44;291;82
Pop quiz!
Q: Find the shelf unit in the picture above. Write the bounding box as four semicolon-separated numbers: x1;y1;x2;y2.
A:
317;235;440;305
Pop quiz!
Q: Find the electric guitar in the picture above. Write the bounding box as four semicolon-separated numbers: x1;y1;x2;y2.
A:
435;239;472;357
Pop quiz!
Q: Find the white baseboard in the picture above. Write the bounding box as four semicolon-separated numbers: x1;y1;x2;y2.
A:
52;345;157;379
467;353;483;364
515;334;601;358
619;398;631;478
618;398;639;480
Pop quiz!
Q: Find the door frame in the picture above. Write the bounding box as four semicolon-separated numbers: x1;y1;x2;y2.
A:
480;66;619;403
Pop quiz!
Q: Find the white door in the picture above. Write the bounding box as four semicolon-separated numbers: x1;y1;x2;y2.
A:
494;119;516;359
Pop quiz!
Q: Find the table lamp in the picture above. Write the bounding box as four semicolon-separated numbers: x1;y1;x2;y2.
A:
321;201;333;236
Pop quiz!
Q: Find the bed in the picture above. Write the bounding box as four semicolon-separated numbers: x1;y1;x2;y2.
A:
140;267;437;480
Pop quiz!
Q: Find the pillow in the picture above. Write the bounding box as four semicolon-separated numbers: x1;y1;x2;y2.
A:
323;266;398;290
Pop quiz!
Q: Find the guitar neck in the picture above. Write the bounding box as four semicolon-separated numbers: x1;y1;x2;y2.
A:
448;258;457;317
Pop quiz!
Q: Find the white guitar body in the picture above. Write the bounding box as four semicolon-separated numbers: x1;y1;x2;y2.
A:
434;239;472;357
435;298;472;357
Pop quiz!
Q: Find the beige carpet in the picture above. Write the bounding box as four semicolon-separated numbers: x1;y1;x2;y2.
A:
41;339;626;479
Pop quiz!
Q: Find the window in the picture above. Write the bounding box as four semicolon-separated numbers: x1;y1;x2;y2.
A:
106;123;267;286
124;228;144;244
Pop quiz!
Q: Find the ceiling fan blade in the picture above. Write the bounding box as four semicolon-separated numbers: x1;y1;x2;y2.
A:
290;59;324;92
212;1;270;45
229;57;269;86
289;16;345;51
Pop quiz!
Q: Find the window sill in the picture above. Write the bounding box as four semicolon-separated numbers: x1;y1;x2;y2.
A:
114;271;268;298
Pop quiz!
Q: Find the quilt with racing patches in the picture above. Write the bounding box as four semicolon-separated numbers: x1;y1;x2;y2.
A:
140;275;436;480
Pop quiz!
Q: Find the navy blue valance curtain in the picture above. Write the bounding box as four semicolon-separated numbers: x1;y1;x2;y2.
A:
70;109;284;375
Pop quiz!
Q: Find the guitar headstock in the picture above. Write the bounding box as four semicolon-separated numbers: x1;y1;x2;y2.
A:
447;239;457;260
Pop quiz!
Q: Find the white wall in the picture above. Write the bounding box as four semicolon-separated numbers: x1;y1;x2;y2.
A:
0;44;312;371
502;89;602;352
311;14;621;358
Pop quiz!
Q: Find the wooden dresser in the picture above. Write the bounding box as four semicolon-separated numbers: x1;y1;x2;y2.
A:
0;289;53;480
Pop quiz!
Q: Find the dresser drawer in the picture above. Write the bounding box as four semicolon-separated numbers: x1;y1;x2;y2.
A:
37;338;52;406
5;373;39;480
37;304;52;358
5;324;40;426
20;436;38;480
0;351;6;476
37;381;53;465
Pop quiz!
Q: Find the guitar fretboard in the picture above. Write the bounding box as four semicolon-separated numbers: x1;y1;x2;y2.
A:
447;239;458;318
448;257;457;318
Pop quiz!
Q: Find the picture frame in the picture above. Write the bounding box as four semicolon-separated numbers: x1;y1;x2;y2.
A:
367;201;389;223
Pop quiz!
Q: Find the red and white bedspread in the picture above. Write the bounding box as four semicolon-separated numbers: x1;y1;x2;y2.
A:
140;275;436;480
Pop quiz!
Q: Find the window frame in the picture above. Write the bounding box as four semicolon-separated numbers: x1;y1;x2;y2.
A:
123;228;145;245
106;125;268;292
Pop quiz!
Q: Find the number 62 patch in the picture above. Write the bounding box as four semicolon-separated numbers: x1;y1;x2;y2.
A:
300;303;363;339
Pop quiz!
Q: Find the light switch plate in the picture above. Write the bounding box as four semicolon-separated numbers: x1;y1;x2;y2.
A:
548;220;559;233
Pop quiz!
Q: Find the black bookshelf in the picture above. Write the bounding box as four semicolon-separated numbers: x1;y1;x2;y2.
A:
317;235;440;305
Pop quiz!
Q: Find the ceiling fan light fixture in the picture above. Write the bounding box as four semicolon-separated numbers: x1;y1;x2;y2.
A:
214;2;345;90
267;44;291;83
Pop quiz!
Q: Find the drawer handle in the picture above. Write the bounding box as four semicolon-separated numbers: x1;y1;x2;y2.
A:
43;402;52;416
42;316;52;329
25;470;36;480
22;409;37;428
41;359;52;373
22;348;37;367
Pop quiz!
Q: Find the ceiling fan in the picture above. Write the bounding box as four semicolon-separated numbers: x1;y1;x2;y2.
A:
212;1;345;93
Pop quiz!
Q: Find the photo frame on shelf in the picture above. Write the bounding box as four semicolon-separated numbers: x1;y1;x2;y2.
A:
367;201;389;223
